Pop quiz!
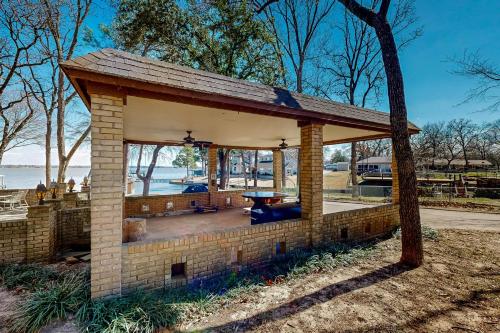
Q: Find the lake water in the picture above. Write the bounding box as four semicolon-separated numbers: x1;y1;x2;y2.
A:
0;166;190;195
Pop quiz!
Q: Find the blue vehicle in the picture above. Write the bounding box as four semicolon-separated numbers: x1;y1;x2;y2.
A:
182;184;208;193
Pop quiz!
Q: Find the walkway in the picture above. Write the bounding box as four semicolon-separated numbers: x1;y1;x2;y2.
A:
325;201;500;232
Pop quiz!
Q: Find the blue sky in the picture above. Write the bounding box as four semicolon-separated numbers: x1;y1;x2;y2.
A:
5;0;499;165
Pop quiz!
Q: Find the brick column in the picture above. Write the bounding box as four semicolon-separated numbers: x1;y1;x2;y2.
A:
90;93;124;299
26;205;56;263
299;122;324;246
272;149;283;192
207;146;217;193
63;192;78;209
391;149;399;204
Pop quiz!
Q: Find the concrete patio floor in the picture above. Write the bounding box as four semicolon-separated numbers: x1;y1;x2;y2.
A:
144;201;377;241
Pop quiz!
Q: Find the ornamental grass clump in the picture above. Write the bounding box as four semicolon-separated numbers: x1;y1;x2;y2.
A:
0;263;59;291
11;270;89;333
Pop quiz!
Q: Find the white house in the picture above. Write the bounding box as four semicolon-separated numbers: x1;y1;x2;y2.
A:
356;156;392;173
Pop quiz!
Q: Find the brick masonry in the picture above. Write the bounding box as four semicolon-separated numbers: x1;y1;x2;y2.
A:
299;123;324;246
90;93;124;298
0;218;27;263
121;204;400;293
272;149;283;192
26;205;56;263
121;218;308;292
0;195;90;264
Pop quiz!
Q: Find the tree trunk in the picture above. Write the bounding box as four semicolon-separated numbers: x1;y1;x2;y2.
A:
374;18;423;267
253;150;259;188
351;142;359;198
241;151;248;189
56;67;66;183
136;145;163;196
45;119;52;186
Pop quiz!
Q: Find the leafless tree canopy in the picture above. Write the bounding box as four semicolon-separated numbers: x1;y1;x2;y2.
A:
0;0;47;163
452;50;500;113
411;118;499;169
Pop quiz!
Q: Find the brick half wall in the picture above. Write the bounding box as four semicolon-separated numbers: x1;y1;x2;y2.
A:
121;204;400;293
0;218;27;263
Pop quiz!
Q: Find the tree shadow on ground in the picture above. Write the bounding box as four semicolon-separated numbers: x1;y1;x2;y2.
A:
197;262;411;332
344;287;500;333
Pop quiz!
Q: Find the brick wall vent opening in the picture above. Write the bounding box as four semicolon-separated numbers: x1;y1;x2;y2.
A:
276;241;286;255
171;263;186;279
190;200;196;207
365;223;372;234
340;227;348;240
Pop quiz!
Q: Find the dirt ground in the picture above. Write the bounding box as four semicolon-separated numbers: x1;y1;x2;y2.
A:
184;229;500;333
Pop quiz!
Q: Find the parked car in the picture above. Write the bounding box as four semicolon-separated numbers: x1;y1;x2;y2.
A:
182;185;208;193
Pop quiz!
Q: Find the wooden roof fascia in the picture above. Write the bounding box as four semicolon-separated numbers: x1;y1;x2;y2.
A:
60;66;404;135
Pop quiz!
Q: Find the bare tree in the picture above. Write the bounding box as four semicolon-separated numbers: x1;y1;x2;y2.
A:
134;144;164;196
313;0;420;197
40;0;92;183
339;0;423;267
452;50;499;113
257;0;335;92
0;0;46;164
442;123;461;169
448;118;478;168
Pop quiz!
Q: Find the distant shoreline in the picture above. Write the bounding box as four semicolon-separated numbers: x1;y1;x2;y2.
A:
0;165;178;168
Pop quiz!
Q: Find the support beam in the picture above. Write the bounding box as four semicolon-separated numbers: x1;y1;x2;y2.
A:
299;122;324;246
90;93;124;299
272;149;283;192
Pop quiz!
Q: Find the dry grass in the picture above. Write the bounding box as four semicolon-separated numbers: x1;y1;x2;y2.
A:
186;229;500;333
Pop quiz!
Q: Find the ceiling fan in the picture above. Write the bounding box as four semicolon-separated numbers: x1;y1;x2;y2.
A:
164;131;212;148
279;138;288;150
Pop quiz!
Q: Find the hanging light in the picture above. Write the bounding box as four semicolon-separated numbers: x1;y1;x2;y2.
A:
183;131;195;148
49;179;58;199
68;178;76;192
279;138;288;150
35;181;47;205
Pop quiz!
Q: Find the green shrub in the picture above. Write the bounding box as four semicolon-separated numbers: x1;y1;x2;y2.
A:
77;291;183;333
11;271;89;333
0;263;59;291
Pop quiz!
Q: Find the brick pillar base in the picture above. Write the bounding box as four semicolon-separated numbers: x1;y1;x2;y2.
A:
26;205;56;263
272;149;283;192
299;122;324;246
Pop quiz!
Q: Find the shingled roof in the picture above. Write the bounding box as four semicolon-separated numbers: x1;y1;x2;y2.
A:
61;48;419;133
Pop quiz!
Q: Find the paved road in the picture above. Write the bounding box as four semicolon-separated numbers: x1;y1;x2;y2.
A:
324;201;500;232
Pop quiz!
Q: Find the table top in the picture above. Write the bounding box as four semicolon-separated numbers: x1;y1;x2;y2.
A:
242;191;289;199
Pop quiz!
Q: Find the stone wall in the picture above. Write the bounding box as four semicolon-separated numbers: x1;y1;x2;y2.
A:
121;204;400;293
0;218;27;263
121;218;307;292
